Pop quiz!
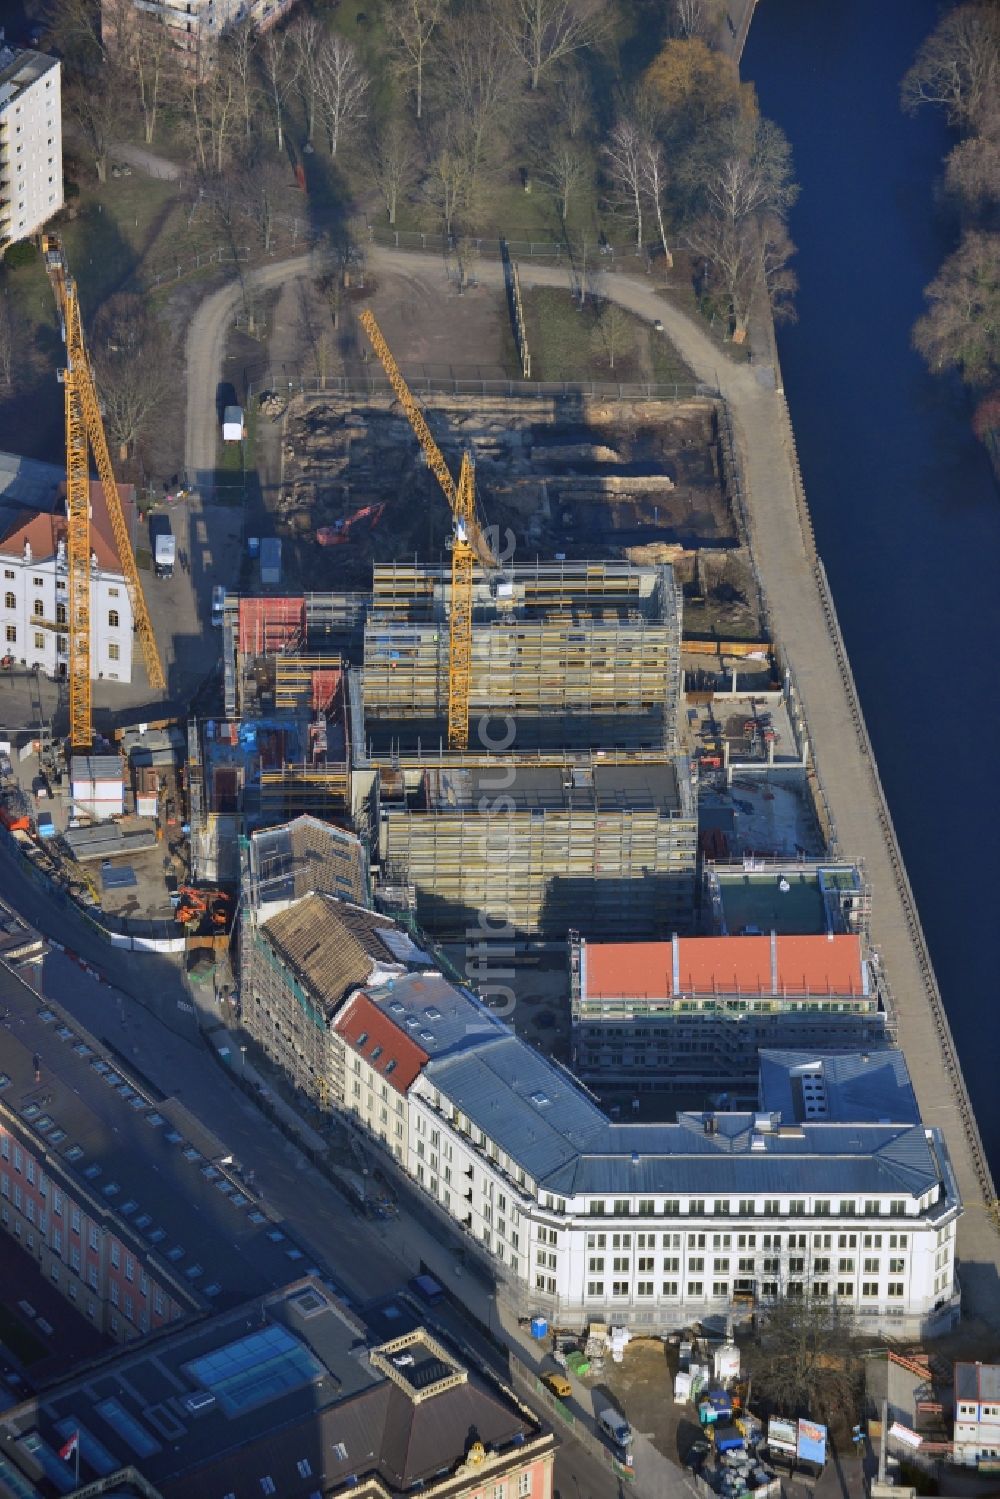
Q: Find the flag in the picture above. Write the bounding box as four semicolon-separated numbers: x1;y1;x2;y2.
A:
58;1432;79;1462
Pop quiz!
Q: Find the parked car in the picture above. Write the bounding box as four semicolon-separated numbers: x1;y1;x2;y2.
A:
542;1372;572;1400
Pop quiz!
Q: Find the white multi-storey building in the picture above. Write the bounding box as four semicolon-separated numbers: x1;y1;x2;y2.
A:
954;1362;1000;1466
405;1038;960;1339
0;46;62;248
0;455;134;682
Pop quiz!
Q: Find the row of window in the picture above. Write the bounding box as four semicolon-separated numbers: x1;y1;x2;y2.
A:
586;1197;909;1218
2;625;120;657
3;596;121;627
578;1278;910;1301
584;1230;911;1251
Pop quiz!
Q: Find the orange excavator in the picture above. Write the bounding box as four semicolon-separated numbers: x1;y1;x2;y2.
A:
174;886;232;934
316;503;386;547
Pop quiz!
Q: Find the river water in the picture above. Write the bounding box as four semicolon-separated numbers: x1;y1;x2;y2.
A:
742;4;1000;1164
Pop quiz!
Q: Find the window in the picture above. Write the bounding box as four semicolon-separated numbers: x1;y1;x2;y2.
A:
56;603;66;624
789;1199;806;1216
32;600;43;617
586;1281;604;1297
5;627;15;643
33;632;44;649
814;1200;831;1215
110;1242;120;1269
713;1281;729;1297
688;1257;704;1272
889;1257;905;1274
813;1282;829;1298
715;1200;731;1216
108;642;120;661
108;609;119;628
863;1258;879;1275
3;593;13;609
838;1258;855;1273
839;1200;856;1217
637;1281;653;1297
108;587;120;598
763;1199;780;1216
613;1199;630;1215
518;1472;532;1497
887;1282;904;1298
588;1257;604;1273
862;1282;879;1298
688;1199;705;1215
589;1200;606;1216
612;1281;629;1297
586;1232;606;1249
836;1281;854;1298
662;1280;679;1296
662;1199;680;1216
3;571;13;580
687;1281;704;1298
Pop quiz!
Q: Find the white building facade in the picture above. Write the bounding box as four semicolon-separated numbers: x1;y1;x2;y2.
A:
0;537;133;682
405;1051;960;1340
0;47;62;248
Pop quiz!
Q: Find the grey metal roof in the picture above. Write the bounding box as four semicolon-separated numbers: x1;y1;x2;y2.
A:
0;450;63;521
758;1048;920;1125
369;972;507;1058
425;1030;944;1201
956;1363;1000;1404
69;755;124;781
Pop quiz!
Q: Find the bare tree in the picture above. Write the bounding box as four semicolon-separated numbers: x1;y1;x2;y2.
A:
591;300;634;370
91;294;175;461
387;0;445;121
290;12;326;146
945;126;1000;211
913;230;1000;385
604;117;644;250
670;0;722;40
502;0;605;91
901;1;1000;129
130;12;174;145
685;207;795;336
424;136;474;236
259;26;301;153
315;35;369;158
185;68;238;174
640;137;673;266
705;115;798;226
372;117;418;225
556;63;592;139
69;72;119;183
224;20;260;149
537;139;589;223
751;1298;861;1422
443;13;520;183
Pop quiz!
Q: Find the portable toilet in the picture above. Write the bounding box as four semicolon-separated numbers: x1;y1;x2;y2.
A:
530;1316;548;1340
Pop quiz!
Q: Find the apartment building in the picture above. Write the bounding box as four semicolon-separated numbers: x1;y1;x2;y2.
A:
570;929;888;1089
104;0;299;71
0;957;325;1348
0;455;135;681
0;46;62;249
406;1038;960;1338
0;1276;558;1499
335;972;506;1162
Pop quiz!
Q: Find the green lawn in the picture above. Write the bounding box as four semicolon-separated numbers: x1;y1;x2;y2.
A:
522;286;694;385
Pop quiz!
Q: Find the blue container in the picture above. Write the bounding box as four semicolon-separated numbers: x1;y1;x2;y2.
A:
530;1316;548;1340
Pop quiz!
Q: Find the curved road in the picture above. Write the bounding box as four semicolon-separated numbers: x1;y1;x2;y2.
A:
183;247;1000;1323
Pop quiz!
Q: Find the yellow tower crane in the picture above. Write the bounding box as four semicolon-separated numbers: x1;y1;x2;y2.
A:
41;235;165;749
359;308;494;751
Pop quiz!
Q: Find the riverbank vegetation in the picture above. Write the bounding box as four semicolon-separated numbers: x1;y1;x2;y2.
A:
902;2;1000;469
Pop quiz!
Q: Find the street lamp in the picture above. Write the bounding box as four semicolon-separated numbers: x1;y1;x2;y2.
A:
239;1044;247;1076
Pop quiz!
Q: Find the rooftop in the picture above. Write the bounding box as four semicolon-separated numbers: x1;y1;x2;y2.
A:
335;992;430;1096
579;933;868;1001
420;762;684;816
248;815;369;912
0;1278;551;1499
422;1031;953;1205
956;1363;1000;1405
709;864;864;937
367;972;507;1059
0;479;134;575
757;1049;920;1125
0;46;58;101
259;895;411;1017
0;959;325;1317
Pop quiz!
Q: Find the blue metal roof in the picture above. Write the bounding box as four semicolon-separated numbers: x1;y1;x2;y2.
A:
424;1033;944;1201
369;973;506;1059
758;1048;920;1125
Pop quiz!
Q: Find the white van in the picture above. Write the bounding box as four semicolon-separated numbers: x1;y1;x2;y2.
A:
598;1408;633;1464
211;586;226;627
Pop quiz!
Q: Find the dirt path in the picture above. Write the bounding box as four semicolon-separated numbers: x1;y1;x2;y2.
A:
110;142;182;181
181;247;1000;1322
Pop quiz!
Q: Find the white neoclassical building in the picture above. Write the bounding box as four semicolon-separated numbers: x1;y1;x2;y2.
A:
0;454;134;682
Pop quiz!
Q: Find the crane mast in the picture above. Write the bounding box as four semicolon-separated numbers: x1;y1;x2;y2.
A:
358;308;494;751
42;235;165;749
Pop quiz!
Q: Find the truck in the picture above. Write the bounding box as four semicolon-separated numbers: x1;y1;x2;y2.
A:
150;516;176;579
260;537;282;587
598;1408;634;1466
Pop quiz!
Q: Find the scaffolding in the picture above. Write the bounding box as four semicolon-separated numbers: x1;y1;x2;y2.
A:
382;763;697;938
363;560;682;753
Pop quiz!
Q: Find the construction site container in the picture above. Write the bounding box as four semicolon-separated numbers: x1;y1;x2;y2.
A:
260;538;282;587
70;755;125;820
223;405;245;442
